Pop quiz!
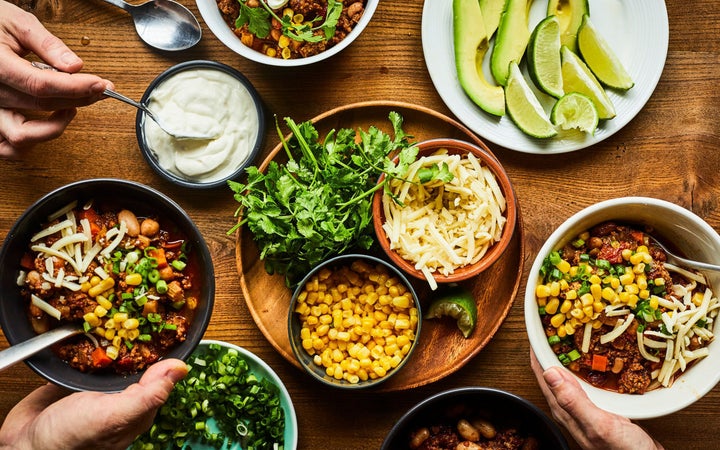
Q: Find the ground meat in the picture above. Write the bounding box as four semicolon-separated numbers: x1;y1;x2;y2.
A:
115;343;160;374
417;425;460;450
56;339;95;373
50;291;97;321
157;315;189;349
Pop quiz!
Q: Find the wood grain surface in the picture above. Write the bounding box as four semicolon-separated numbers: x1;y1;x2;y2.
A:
1;0;719;449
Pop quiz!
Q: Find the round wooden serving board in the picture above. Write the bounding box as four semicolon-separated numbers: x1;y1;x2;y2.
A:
235;101;525;391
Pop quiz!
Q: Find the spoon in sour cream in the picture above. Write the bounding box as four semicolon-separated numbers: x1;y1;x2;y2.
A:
31;61;216;141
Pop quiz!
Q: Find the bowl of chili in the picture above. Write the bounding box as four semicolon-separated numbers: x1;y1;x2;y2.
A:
0;179;215;392
196;0;379;66
525;196;720;419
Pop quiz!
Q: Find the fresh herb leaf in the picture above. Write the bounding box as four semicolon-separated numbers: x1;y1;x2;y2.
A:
322;0;343;40
229;113;416;287
235;1;271;38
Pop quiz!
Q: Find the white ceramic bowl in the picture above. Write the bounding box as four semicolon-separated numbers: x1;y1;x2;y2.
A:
525;197;720;419
196;0;379;67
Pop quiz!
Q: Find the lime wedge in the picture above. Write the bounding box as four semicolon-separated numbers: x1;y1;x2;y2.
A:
527;15;564;98
577;15;634;90
561;46;616;120
505;61;558;139
425;286;478;338
551;92;599;134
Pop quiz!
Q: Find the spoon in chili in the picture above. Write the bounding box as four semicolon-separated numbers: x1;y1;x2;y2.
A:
0;324;83;372
649;236;720;273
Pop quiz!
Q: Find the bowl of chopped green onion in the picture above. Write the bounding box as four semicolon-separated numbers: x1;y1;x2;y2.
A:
131;340;298;449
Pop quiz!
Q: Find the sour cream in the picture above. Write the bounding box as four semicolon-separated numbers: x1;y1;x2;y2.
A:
143;68;261;184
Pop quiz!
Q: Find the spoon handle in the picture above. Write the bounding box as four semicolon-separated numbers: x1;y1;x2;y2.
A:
0;325;83;372
97;0;135;13
102;89;154;118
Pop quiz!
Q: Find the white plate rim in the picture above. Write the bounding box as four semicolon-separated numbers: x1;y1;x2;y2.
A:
421;0;669;154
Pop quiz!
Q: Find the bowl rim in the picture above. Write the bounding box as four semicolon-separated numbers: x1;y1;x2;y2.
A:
0;178;215;392
372;137;518;284
195;0;380;67
287;253;421;389
524;196;720;419
135;59;265;189
195;339;299;449
379;386;570;450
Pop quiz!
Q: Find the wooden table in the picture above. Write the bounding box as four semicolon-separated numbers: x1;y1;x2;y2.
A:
1;0;719;448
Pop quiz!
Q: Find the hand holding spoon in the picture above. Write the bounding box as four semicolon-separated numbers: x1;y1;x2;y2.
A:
0;324;83;372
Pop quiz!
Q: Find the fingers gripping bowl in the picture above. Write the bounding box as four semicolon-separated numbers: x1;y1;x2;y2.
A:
525;197;720;419
0;179;215;392
372;138;517;289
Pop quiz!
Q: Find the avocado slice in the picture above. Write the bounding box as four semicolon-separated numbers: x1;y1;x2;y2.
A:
490;0;532;86
454;0;505;117
548;0;590;53
479;0;508;39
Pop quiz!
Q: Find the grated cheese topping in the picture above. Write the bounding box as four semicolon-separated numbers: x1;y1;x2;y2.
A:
381;149;506;289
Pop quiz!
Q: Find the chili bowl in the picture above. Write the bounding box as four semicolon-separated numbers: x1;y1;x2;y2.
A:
196;0;379;67
0;179;215;392
525;196;720;419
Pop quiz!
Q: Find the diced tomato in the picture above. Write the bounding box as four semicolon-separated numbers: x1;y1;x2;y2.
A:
147;248;168;268
77;208;101;237
20;252;35;270
91;347;112;368
630;230;645;243
591;354;609;372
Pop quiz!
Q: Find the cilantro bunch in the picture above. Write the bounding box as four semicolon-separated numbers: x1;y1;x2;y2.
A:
229;112;417;287
235;0;342;44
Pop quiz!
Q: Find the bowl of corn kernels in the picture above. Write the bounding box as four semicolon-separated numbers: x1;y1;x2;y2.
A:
525;196;720;419
288;253;421;388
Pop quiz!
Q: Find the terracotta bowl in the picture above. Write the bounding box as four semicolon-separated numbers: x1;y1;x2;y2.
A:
372;138;517;285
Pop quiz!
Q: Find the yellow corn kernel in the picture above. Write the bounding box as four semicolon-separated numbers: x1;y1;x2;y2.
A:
609;277;621;290
593;301;604;313
106;346;119;360
88;278;115;297
395;318;410;330
590;283;602;300
619;272;634;285
550;313;565;328
113;312;128;322
636;274;648;290
83;312;101;327
601;287;617;302
653;277;666;286
123;318;140;330
126;329;140;341
549;281;561;297
90;276;101;286
592;319;603;329
569;266;579;278
627;294;639;308
556;325;567;338
588;274;601;285
281;47;292;59
621;248;633;261
583;306;594;317
293;13;304;24
570;308;584;320
629;252;645;265
80;281;92;292
564;322;576;335
639;289;650;300
392;295;411;309
94;305;108;318
545;298;560;315
535;284;551;298
625;284;639;295
565;289;577;300
96;296;112;311
556;259;571;274
112;335;122;348
125;273;142;286
560;299;572;314
580;293;594;307
372;364;387;378
632;263;646;274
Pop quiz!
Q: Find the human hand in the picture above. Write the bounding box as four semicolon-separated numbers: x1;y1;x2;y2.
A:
0;358;187;450
0;0;113;155
530;350;664;450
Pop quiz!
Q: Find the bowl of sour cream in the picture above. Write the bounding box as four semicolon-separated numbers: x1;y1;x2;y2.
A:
136;60;265;189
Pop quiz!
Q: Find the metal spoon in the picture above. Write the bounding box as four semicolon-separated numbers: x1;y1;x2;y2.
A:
0;324;83;372
98;0;202;51
103;88;218;140
650;237;720;273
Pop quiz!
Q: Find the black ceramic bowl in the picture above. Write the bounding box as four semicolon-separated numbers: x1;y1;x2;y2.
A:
381;387;569;449
135;60;265;189
0;179;215;392
288;254;421;389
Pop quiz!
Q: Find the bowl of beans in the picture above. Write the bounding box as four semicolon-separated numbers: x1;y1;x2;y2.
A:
380;387;569;449
525;196;720;419
196;0;379;66
0;179;214;392
372;138;517;290
288;253;421;388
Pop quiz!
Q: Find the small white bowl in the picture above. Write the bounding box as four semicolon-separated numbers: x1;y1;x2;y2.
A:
525;197;720;419
196;0;379;67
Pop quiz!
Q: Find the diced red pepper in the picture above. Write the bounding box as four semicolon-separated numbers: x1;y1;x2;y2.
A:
591;354;609;372
77;208;102;237
147;248;168;268
630;230;645;243
91;347;112;368
20;252;35;270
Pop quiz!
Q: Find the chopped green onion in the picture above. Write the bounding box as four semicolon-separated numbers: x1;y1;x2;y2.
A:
568;349;581;361
571;238;585;248
171;259;187;271
148;269;160;284
547;335;561;345
156;280;168;294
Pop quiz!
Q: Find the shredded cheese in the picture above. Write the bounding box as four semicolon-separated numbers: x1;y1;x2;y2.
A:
381;149;506;288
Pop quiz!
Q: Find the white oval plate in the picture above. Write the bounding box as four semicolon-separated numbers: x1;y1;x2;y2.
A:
421;0;669;154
